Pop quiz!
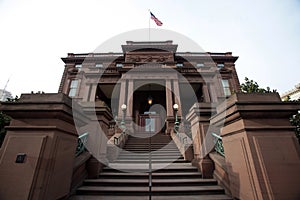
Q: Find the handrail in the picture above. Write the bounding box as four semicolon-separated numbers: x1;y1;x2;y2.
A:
212;132;222;140
75;132;89;157
113;127;127;145
174;121;192;145
149;130;152;199
211;132;225;157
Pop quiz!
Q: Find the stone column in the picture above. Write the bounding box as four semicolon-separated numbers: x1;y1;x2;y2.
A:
165;79;174;134
118;79;127;117
165;79;173;117
173;79;182;116
126;79;134;118
0;93;85;200
208;82;218;102
202;83;211;102
89;83;98;102
210;93;300;200
186;102;216;178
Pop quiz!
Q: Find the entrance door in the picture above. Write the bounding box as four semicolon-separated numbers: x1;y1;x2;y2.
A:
139;113;161;133
145;118;155;132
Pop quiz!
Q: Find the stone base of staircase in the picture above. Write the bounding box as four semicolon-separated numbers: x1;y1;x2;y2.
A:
70;133;232;199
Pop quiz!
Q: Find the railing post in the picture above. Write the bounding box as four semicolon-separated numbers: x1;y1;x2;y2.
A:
186;102;216;178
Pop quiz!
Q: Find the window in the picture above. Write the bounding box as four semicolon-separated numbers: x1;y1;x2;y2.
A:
221;79;231;97
196;63;204;68
176;63;183;67
69;80;79;97
217;63;224;68
75;64;82;68
96;63;103;68
116;63;123;68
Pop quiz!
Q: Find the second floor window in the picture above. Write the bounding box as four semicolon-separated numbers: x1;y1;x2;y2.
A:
96;63;103;68
217;63;224;68
196;63;204;68
221;79;231;97
69;80;79;97
176;63;183;67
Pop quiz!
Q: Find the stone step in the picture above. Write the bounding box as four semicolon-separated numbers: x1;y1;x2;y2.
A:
72;132;232;199
123;147;177;149
124;142;176;145
77;185;225;196
106;163;198;173
70;194;233;200
83;178;217;187
122;148;179;151
117;156;183;159
111;159;187;164
120;150;180;153
123;147;178;150
119;151;182;154
124;144;177;146
98;172;202;179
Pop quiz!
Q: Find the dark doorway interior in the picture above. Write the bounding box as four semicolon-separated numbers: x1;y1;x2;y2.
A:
132;84;166;132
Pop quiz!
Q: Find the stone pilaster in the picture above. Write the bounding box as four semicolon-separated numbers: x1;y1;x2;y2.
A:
186;102;216;178
165;79;174;134
118;79;127;117
126;79;134;118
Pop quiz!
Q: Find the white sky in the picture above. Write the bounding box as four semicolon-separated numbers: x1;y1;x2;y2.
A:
0;0;299;97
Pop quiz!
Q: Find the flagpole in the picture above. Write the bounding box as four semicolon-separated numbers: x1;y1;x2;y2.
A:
148;9;151;41
1;78;10;101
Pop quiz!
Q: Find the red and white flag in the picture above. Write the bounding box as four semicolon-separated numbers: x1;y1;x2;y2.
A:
150;11;163;26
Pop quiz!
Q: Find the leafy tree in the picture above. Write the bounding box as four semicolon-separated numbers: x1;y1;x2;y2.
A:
291;112;300;144
284;97;300;144
0;111;10;147
240;77;277;93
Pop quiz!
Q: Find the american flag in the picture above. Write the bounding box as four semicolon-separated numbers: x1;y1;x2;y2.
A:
150;11;163;26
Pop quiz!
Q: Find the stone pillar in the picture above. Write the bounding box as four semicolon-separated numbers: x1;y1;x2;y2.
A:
126;79;134;118
208;82;218;102
165;79;174;134
202;83;211;102
210;93;300;200
82;83;97;102
165;79;173;117
186;102;216;178
0;93;84;200
173;79;182;116
78;100;113;177
118;79;127;117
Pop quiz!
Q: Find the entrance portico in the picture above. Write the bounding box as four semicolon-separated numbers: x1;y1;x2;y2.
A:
117;69;182;134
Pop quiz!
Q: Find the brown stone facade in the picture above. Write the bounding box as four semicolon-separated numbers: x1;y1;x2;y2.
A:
59;41;239;135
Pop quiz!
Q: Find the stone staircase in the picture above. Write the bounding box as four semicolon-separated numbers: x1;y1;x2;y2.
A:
70;133;232;199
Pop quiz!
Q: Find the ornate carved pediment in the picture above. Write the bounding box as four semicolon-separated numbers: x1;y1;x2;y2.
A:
125;53;173;63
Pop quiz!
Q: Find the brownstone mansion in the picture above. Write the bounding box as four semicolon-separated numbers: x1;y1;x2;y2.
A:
0;41;299;200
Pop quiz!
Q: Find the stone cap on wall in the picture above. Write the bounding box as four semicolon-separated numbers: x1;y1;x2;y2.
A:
0;93;89;128
211;92;300;128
